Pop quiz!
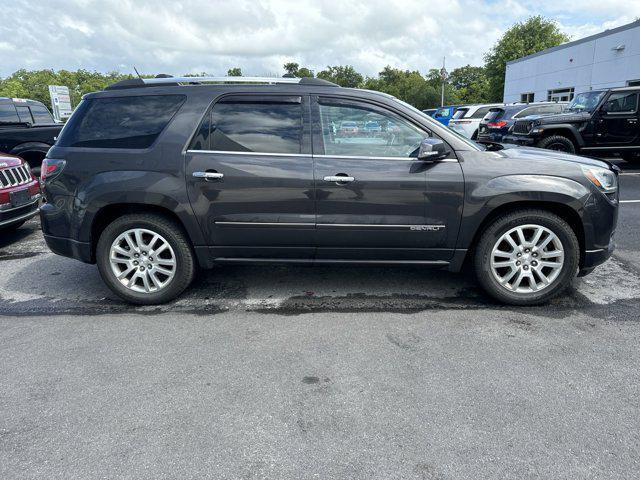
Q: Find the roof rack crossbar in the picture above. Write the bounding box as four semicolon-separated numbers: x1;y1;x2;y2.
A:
142;76;304;85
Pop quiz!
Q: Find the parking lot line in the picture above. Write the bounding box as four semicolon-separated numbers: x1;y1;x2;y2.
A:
620;200;640;203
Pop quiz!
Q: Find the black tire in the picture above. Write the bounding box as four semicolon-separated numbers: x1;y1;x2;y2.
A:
474;209;579;306
536;135;576;153
96;213;195;305
471;130;478;141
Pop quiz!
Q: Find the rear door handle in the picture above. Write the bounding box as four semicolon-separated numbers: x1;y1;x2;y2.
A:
323;175;355;183
193;171;224;180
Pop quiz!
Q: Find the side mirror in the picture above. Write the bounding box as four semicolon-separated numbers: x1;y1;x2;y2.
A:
417;138;448;161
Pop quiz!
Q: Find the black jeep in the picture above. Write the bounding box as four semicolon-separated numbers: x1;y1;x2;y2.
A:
0;97;63;173
502;87;640;161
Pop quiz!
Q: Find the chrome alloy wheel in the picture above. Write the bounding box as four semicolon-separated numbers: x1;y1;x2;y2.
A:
490;224;565;294
109;228;176;294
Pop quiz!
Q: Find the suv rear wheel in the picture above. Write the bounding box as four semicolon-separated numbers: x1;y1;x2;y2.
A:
536;135;575;153
474;209;579;306
96;213;195;304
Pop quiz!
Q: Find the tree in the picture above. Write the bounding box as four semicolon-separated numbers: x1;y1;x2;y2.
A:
363;66;442;110
484;15;569;101
317;65;363;87
448;65;490;104
283;62;314;78
227;67;242;76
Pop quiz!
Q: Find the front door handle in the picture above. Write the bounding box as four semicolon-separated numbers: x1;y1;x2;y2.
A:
193;171;224;180
323;174;355;183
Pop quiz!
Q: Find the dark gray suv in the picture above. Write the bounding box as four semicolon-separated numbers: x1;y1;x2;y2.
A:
39;76;619;306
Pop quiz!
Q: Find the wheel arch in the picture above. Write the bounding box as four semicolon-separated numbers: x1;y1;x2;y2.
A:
462;200;586;270
537;125;584;148
89;204;196;263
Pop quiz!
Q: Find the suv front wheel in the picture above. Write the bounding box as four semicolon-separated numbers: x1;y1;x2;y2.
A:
474;209;579;306
96;213;195;304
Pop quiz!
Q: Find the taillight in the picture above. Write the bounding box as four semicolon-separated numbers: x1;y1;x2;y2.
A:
487;121;507;128
40;158;66;182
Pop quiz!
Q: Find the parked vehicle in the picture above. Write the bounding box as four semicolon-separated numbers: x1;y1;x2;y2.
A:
0;98;62;173
422;108;437;118
502;87;640;161
0;154;41;231
339;121;359;136
432;105;461;126
478;102;567;143
40;76;618;306
448;103;504;139
363;121;382;136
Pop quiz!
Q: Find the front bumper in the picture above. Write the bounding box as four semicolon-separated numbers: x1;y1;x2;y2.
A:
501;134;536;147
0;195;41;228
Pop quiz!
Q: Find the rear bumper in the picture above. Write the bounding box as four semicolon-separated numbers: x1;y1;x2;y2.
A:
43;234;93;264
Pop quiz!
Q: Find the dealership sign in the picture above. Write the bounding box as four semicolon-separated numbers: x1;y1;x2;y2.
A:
48;85;73;121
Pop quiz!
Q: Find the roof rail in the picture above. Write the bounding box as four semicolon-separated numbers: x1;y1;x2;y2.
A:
105;75;338;91
144;76;338;86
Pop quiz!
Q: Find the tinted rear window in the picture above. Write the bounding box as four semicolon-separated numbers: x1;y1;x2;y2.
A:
483;109;504;122
30;105;55;124
471;106;495;119
452;108;468;120
57;95;185;148
191;100;303;154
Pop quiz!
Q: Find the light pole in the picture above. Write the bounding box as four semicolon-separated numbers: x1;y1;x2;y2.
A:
440;56;447;107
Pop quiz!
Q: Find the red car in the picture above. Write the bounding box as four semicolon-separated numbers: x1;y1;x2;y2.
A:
0;153;41;231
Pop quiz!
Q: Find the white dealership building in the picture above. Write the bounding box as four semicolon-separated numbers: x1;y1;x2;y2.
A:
503;19;640;103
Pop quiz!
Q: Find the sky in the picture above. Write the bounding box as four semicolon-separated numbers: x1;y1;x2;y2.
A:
0;0;639;78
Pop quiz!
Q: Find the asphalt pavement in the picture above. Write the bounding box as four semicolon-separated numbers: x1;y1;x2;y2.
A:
1;160;640;479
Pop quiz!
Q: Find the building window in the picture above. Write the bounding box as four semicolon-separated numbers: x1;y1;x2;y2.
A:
547;88;575;102
628;79;640;87
520;93;534;103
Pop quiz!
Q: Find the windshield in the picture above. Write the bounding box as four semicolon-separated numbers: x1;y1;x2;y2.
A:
567;91;606;113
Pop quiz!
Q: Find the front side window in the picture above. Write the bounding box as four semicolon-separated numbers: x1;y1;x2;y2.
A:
602;92;638;114
319;101;426;158
57;95;185;149
205;100;303;154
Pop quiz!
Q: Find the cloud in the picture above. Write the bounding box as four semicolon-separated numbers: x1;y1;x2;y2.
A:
0;0;638;77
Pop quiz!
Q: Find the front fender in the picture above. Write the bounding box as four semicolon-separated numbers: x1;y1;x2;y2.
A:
535;124;585;147
457;174;591;249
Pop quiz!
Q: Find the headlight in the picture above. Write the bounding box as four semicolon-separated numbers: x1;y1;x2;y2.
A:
581;165;617;193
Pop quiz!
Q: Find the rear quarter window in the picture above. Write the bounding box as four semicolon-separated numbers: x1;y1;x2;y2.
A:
57;95;186;149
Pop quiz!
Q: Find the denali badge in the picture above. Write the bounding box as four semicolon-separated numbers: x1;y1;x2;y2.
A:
410;225;445;231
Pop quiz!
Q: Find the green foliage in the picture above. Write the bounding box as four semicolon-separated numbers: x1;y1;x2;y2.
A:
362;67;444;110
448;65;490;104
283;62;314;78
317;65;363;87
484;15;570;101
0;69;132;107
227;67;242;76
